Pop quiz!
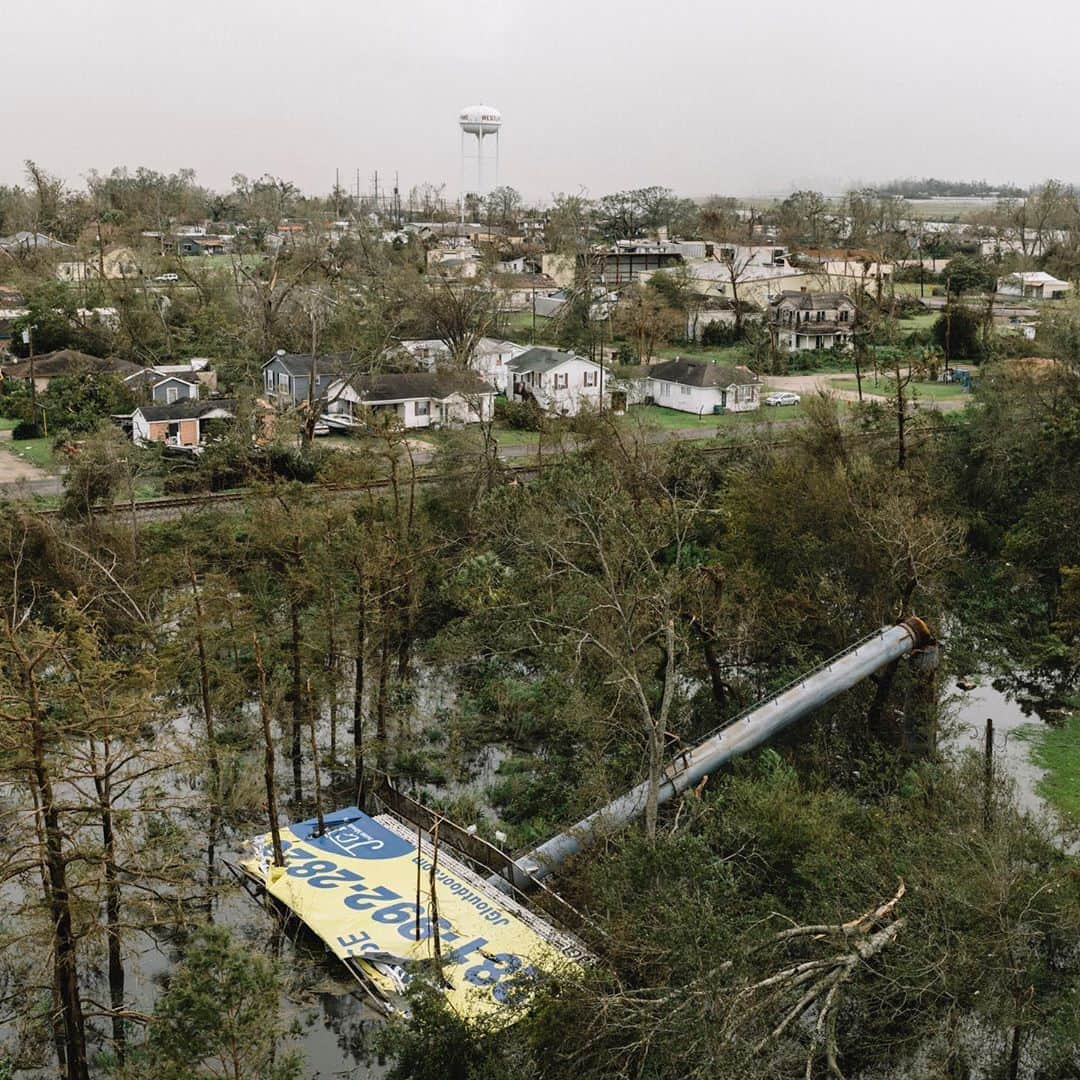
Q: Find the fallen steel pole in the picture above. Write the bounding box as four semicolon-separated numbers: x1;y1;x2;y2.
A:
493;617;935;893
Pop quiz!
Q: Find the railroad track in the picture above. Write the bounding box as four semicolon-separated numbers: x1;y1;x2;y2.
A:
24;427;948;519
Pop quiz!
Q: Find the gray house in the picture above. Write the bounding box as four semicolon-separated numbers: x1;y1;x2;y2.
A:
125;369;199;404
261;351;352;408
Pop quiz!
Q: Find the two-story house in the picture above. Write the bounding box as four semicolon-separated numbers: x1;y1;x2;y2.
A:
506;347;605;416
768;291;856;352
261;351;352;408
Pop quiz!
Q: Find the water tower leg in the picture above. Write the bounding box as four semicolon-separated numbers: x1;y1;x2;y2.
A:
460;129;466;225
478;134;484;206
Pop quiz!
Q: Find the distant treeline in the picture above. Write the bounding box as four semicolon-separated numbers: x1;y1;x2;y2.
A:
870;177;1028;199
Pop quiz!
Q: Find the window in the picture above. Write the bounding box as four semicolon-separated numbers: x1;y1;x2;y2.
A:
414;400;430;416
817;310;825;322
554;373;568;390
840;309;849;322
680;384;692;396
660;382;670;397
165;385;179;404
583;370;597;387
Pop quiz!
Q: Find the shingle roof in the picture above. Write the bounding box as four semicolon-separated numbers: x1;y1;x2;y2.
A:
263;352;353;377
1;350;141;379
507;347;583;374
648;358;760;388
137;399;236;421
346;371;495;403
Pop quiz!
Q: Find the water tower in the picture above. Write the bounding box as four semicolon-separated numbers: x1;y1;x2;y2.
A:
459;104;501;222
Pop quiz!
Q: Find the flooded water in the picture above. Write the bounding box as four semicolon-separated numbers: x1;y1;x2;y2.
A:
945;675;1067;819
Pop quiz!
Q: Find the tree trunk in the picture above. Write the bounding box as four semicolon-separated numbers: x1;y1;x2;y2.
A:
326;588;338;774
30;710;89;1080
254;637;285;867
188;561;220;894
307;679;326;836
90;741;125;1061
645;620;677;842
289;597;304;805
375;611;392;772
353;588;367;805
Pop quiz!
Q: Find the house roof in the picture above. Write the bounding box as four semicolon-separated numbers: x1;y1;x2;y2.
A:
507;347;589;374
770;291;854;309
1009;271;1068;285
125;369;197;389
263;352;353;377
1;350;141;379
648;357;760;388
343;371;495;403
136;399;236;422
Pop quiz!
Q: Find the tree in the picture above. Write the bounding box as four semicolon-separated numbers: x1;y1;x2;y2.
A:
615;283;682;362
944;254;996;296
136;927;303;1079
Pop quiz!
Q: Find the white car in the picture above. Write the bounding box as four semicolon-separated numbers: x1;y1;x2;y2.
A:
764;391;800;407
154;273;179;283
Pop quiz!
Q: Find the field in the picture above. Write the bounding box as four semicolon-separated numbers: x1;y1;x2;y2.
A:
829;376;967;402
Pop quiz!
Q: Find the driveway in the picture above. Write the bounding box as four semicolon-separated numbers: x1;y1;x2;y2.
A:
0;442;63;496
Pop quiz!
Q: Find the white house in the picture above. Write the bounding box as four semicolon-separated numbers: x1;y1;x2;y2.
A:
998;272;1071;300
324;371;495;430
506;347;605;416
646;358;761;415
395;337;527;394
768;291;856;352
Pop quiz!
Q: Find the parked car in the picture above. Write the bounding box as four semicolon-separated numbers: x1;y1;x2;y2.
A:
154;273;179;283
765;391;800;407
313;421;330;437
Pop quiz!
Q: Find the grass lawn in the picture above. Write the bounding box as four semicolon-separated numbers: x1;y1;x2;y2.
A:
4;437;59;472
1021;707;1080;823
899;312;939;332
829;376;967;401
0;417;18;432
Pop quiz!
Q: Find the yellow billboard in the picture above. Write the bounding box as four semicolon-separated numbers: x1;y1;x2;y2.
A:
241;807;586;1021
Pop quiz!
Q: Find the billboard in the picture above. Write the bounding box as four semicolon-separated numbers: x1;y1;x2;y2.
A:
241;807;587;1021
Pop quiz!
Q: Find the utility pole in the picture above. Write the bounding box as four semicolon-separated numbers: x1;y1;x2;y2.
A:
23;327;37;425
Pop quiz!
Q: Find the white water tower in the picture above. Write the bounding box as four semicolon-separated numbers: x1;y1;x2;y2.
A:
459;104;501;221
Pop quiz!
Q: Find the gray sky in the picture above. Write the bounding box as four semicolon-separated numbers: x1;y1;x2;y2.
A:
8;0;1080;202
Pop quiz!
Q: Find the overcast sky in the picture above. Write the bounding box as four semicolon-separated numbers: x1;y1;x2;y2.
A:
7;0;1080;203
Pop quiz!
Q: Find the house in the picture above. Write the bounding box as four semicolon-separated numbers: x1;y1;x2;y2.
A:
646;357;761;415
532;287;617;320
124;369;201;404
768;291;856;352
998;272;1071;300
261;351;352;408
0;350;142;393
506;347;605;416
690;299;761;341
55;246;141;282
395;337;527;394
131;399;236;448
325;371;495;430
0;231;70;253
